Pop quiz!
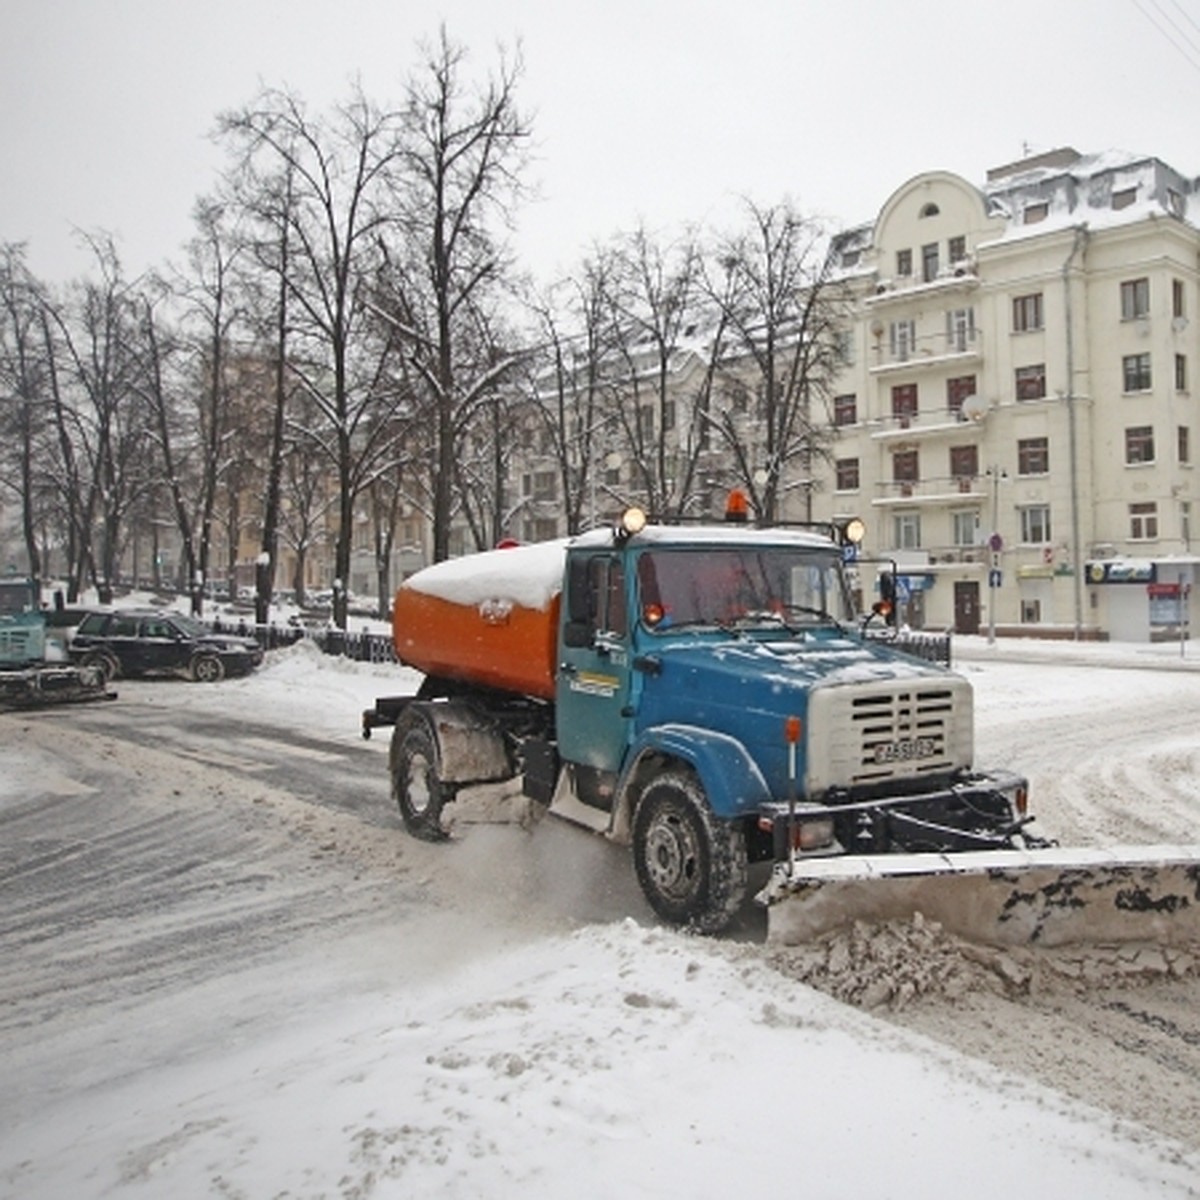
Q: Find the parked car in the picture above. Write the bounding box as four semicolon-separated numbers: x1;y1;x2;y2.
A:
69;609;264;683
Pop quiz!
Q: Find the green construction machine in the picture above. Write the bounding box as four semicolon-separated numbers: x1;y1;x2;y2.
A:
0;578;114;709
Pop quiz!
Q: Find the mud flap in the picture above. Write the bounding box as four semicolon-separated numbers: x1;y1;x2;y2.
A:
761;845;1200;948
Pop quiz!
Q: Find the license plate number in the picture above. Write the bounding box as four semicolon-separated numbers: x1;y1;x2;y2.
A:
873;737;937;763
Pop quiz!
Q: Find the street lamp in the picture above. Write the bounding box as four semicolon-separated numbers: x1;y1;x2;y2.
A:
986;465;1008;645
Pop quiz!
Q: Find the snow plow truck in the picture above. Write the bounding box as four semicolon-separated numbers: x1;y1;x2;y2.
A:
0;578;113;709
364;504;1200;943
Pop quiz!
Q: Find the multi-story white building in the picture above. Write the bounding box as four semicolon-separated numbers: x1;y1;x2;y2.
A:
818;147;1200;641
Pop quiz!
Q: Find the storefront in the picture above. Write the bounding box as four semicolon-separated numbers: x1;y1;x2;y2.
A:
1085;557;1198;643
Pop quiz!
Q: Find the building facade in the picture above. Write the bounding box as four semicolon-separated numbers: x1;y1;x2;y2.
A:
817;147;1200;641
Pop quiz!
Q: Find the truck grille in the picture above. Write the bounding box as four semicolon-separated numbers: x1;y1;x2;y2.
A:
807;678;971;794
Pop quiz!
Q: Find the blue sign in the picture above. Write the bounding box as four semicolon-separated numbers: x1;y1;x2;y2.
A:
989;568;1003;588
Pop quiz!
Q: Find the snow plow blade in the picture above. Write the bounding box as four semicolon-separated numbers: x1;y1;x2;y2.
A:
761;845;1200;948
0;665;115;710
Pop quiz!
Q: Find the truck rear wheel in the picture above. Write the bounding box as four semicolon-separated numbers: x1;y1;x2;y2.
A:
393;717;451;842
633;770;748;934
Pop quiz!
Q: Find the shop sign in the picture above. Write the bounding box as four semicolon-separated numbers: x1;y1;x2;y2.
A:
1086;560;1156;585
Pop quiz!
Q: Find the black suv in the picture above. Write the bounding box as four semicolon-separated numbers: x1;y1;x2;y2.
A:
69;609;264;683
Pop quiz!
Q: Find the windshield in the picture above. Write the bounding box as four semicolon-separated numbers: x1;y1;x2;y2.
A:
636;547;852;632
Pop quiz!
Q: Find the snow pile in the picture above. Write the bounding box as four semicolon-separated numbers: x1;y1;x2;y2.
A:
765;916;1199;1012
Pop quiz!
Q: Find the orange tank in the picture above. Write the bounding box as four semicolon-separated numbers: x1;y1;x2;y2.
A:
391;541;567;701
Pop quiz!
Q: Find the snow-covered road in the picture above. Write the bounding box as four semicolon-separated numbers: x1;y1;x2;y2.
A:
1;637;1199;1197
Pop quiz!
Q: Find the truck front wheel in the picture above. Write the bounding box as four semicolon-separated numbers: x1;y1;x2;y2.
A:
633;771;748;934
393;718;451;842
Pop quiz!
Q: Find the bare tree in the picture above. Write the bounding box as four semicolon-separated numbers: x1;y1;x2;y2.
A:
519;256;621;534
38;235;155;601
218;84;410;626
703;200;850;523
376;27;531;561
0;244;53;592
597;226;713;522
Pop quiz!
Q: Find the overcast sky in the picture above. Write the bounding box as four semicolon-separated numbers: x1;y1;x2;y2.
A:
3;0;1199;287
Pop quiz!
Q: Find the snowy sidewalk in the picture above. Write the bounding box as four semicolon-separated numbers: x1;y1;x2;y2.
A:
952;633;1200;672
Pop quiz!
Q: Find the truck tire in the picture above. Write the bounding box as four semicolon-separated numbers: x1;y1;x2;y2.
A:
632;770;748;934
393;717;451;842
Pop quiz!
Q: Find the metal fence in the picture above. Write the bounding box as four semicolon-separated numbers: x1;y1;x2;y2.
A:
216;616;950;671
208;617;400;664
880;630;953;667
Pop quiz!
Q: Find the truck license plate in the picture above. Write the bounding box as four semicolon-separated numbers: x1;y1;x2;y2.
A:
873;737;938;763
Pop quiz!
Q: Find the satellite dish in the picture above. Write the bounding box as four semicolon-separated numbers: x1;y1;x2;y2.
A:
960;395;988;422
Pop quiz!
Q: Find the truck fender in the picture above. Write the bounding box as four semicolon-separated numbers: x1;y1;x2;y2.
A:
616;723;771;832
400;700;513;785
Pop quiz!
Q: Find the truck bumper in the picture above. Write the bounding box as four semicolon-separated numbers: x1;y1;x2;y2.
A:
759;769;1034;863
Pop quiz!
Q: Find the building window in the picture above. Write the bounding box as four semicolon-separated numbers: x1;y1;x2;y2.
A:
922;243;939;282
1129;502;1158;540
896;249;912;277
1174;279;1186;319
1120;278;1150;320
638;405;654;437
947;374;977;417
1168;189;1185;218
953;510;980;546
893;512;922;550
1015;363;1046;401
891;383;918;423
1183;501;1192;546
890;319;916;361
1125;425;1155;465
1123;353;1152;392
532;470;557;500
1019;505;1052;544
1024;202;1048;224
1017;436;1050;475
949;444;978;480
1179;425;1190;465
835;457;860;491
524;517;560;542
1012;293;1043;332
892;449;919;489
1176;354;1187;391
946;307;975;352
1021;599;1042;623
920;203;940;218
663;401;676;432
833;393;857;426
1112;187;1137;210
948;235;966;263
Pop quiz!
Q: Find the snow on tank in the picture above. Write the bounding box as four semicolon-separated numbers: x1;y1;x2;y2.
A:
392;539;569;700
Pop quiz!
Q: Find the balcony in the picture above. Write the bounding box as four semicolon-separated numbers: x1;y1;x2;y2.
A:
872;476;986;507
870;409;983;441
863;261;979;307
868;330;982;375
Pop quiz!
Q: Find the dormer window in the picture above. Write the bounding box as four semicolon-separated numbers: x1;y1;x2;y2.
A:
1024;202;1048;224
920;202;940;218
1112;187;1136;210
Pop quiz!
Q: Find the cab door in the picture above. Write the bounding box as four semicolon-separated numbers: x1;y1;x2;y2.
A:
555;551;635;776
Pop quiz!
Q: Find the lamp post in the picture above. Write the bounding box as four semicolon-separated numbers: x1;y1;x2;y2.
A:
986;465;1007;645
